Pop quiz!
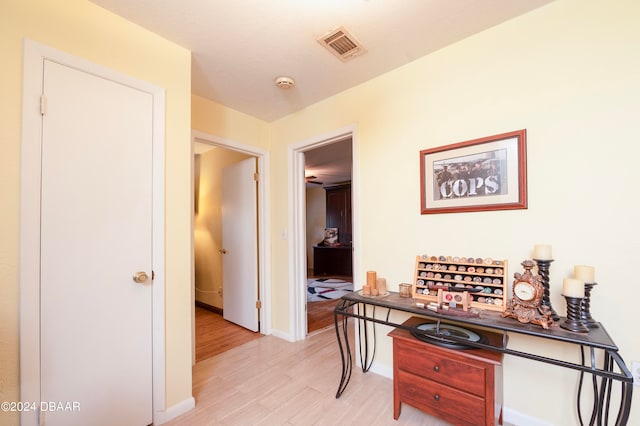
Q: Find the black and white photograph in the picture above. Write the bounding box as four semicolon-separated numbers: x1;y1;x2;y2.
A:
421;130;528;214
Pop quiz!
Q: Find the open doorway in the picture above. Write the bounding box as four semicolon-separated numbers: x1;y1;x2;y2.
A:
192;131;271;363
304;139;353;333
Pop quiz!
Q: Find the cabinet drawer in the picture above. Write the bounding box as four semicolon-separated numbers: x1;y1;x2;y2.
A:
396;338;486;397
397;369;485;426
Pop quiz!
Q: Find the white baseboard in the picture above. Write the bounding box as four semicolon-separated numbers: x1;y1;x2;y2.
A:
270;328;294;342
367;361;393;380
502;407;553;426
153;396;195;424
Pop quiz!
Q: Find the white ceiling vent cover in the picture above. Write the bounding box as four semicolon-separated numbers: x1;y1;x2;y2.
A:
318;26;367;62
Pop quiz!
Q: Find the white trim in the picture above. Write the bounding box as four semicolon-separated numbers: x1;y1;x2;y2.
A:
190;130;272;342
151;77;167;424
19;39;166;425
502;407;553;426
367;363;393;380
153;396;196;425
288;124;360;341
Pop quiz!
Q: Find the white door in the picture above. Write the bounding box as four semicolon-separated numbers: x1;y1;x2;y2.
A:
39;60;153;425
221;158;259;331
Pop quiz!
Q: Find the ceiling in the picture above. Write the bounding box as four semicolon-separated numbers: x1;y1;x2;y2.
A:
304;138;352;188
89;0;554;123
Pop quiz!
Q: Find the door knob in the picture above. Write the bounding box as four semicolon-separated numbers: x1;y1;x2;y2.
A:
133;271;149;283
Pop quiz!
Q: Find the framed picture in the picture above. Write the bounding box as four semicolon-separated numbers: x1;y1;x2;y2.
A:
322;227;338;245
420;129;527;214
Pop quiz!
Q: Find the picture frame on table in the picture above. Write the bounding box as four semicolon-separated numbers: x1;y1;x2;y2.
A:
420;129;527;214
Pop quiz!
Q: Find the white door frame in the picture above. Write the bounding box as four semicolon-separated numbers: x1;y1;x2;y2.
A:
19;40;166;424
288;124;360;341
190;130;271;356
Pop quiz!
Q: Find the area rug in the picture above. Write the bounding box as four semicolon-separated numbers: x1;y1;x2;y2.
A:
307;278;353;302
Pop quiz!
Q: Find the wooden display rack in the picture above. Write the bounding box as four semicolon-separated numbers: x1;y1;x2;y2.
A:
413;254;508;313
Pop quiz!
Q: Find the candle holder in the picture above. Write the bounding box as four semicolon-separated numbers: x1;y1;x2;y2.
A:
580;282;598;328
560;295;589;333
534;258;560;321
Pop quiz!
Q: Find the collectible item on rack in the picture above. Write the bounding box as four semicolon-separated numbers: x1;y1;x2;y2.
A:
502;260;554;329
413;254;508;312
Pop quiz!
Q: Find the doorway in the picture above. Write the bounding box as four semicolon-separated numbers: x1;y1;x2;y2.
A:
305;139;353;333
191;131;271;363
289;124;359;341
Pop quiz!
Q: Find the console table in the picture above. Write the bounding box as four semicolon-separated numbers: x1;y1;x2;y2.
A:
333;291;633;425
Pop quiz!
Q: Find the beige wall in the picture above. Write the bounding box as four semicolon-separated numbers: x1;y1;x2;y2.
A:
0;0;192;421
191;95;270;149
305;187;327;270
269;1;640;424
194;149;252;308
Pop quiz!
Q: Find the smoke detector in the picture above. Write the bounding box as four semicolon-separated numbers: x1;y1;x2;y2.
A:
317;26;367;62
275;76;296;89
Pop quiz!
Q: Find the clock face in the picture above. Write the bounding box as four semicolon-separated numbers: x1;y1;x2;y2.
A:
514;281;536;301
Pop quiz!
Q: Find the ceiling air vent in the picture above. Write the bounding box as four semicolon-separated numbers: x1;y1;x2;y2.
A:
317;26;367;62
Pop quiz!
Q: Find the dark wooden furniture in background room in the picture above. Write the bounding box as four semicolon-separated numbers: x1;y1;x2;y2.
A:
313;183;352;276
313;245;352;276
325;184;351;244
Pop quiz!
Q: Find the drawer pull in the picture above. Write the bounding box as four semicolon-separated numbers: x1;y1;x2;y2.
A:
434;394;440;401
433;365;440;372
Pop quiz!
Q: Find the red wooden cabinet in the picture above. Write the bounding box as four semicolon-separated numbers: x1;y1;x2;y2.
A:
389;317;503;426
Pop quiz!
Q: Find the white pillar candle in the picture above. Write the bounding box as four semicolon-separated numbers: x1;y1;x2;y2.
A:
574;265;595;283
563;278;584;298
533;244;552;260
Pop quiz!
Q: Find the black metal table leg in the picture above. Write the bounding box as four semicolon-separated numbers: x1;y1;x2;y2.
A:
357;304;376;373
609;351;633;426
577;346;633;425
334;299;353;398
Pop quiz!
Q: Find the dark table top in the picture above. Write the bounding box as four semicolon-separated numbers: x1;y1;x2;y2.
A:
339;290;619;351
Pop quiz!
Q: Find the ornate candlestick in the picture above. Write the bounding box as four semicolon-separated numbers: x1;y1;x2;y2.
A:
580;282;598;328
534;259;560;321
560;295;589;333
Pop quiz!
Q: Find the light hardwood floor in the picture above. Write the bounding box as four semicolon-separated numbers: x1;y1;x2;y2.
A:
166;321;452;426
196;307;262;362
306;298;340;334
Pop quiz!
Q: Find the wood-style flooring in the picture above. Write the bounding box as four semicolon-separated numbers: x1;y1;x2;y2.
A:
306;273;351;334
166;321;452;426
306;298;340;334
196;307;262;362
195;272;343;364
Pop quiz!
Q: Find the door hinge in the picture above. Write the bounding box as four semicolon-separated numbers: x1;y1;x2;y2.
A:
253;172;259;181
40;95;47;116
256;300;262;309
152;270;155;280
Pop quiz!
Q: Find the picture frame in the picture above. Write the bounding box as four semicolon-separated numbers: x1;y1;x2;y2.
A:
420;129;527;214
322;227;338;245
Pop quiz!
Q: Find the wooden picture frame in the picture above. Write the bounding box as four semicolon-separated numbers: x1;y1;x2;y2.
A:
420;129;527;214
